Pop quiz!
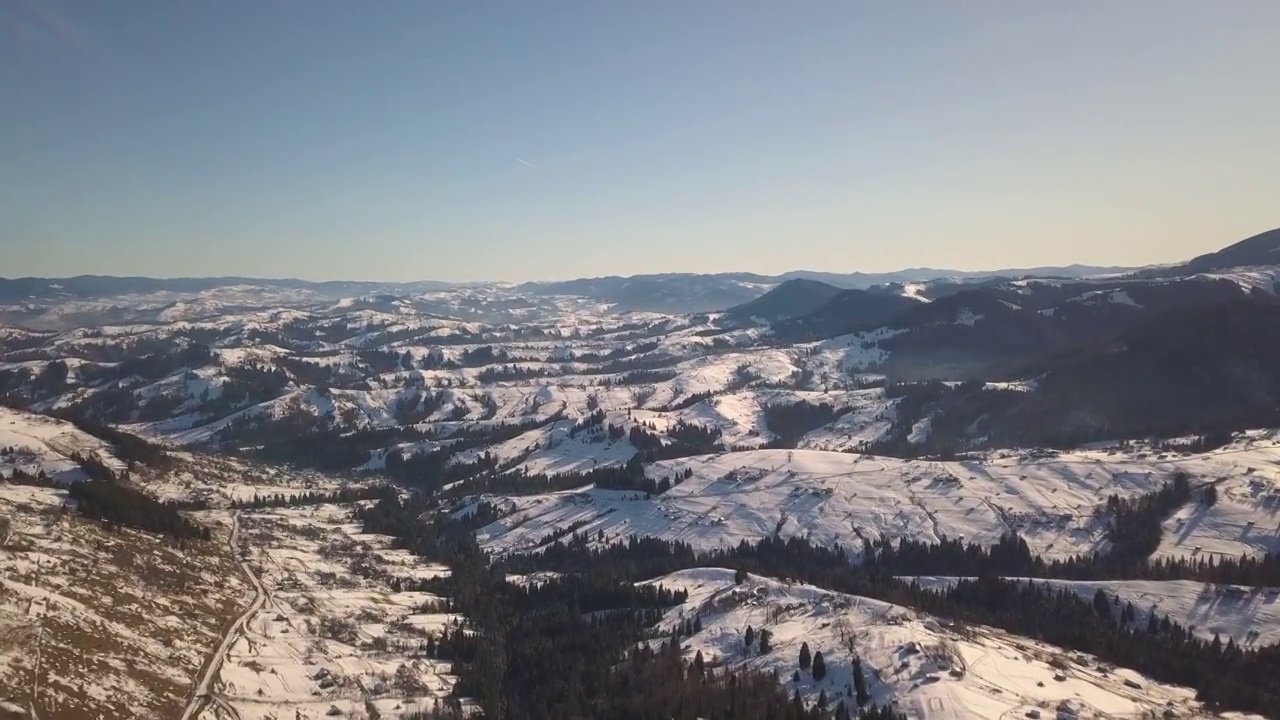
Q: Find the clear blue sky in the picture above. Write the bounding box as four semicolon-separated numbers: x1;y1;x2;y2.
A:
3;1;1277;282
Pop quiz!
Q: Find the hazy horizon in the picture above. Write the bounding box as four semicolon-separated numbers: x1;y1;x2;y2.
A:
5;2;1278;281
0;251;1205;286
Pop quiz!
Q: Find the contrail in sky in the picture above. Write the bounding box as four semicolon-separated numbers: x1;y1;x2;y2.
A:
516;158;539;169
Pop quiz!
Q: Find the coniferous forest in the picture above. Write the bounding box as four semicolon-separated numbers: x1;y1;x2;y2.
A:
360;485;1280;719
360;492;906;720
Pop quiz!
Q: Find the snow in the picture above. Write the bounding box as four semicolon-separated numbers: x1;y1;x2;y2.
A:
8;271;1280;718
1194;265;1280;295
1065;288;1144;308
798;388;896;451
1106;289;1140;307
901;284;931;303
193;503;459;720
476;439;1280;564
0;405;124;482
910;576;1280;647
643;569;1259;720
907;415;933;444
803;328;902;383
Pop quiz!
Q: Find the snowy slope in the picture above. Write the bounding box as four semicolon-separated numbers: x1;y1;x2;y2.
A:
0;482;247;719
0;405;125;481
643;569;1261;720
910;577;1280;648
476;440;1280;563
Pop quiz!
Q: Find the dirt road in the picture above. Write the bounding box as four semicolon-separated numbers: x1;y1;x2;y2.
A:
178;512;265;720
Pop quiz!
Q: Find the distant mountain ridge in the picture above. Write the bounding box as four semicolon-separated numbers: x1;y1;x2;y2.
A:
2;225;1280;477
721;279;844;322
772;288;921;340
1;264;1131;308
772;263;1133;287
0;275;460;303
1142;227;1280;278
3;227;1277;320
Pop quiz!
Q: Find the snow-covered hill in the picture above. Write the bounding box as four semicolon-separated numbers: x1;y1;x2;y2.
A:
910;577;1280;648
643;569;1262;720
474;437;1280;564
0;479;247;718
0;405;125;482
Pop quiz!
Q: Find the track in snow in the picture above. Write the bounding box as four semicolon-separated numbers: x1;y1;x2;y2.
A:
178;512;264;720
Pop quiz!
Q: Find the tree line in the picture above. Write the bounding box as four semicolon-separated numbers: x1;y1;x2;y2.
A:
485;527;1280;717
68;480;210;541
361;491;904;720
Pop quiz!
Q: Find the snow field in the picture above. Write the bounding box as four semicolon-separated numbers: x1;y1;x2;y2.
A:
476;439;1280;564
0;405;125;482
909;577;1280;648
644;569;1263;720
202;503;459;720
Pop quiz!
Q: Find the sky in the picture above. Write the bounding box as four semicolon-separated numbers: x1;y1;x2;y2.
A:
2;1;1278;282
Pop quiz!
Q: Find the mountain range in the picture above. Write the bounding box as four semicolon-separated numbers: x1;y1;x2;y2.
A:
5;226;1280;720
0;262;1136;328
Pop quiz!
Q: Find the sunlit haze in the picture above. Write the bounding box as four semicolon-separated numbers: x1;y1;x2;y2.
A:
4;1;1277;281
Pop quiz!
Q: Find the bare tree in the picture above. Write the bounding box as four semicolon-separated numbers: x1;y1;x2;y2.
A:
833;617;857;658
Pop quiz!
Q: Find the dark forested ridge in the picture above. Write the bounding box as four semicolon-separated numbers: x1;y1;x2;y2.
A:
723;279;844;323
1147;226;1280;278
67;479;210;541
849;299;1280;456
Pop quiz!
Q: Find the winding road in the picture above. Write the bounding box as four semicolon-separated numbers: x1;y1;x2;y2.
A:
178;512;266;720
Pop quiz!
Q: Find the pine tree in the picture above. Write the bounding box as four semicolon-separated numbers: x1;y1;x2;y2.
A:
694;616;703;633
735;567;748;584
800;642;812;671
745;625;755;649
816;689;829;713
813;651;827;681
693;650;705;677
835;701;852;720
1093;588;1112;620
853;656;870;708
759;628;772;655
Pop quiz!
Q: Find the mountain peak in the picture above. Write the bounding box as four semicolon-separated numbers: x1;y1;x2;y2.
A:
1146;226;1280;278
722;278;843;321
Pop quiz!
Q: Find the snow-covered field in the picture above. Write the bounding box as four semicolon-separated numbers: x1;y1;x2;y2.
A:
645;568;1263;720
0;405;125;482
140;452;371;507
195;504;458;720
476;439;1280;563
